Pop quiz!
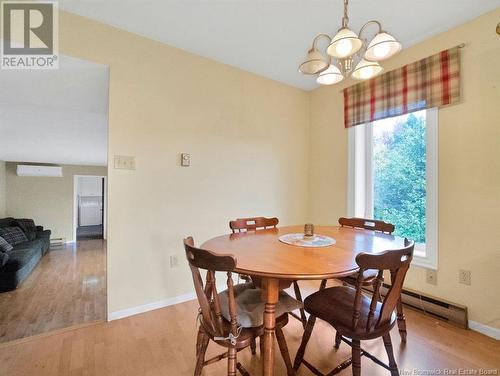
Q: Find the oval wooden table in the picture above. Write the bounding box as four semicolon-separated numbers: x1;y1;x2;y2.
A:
201;225;407;376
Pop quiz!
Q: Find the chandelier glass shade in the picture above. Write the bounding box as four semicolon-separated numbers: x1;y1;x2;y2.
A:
364;32;402;61
351;59;383;80
327;28;363;58
299;0;402;85
316;64;344;85
299;48;329;75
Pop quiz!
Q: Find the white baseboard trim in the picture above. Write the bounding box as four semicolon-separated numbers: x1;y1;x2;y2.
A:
109;296;499;340
469;320;500;340
108;292;196;321
108;283;229;322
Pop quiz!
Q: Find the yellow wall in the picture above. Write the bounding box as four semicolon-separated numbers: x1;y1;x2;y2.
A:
309;9;500;329
5;163;107;242
0;161;6;217
55;12;310;314
5;7;497;330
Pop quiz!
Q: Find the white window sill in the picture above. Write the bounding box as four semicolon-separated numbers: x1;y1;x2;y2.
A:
411;242;438;270
412;251;437;270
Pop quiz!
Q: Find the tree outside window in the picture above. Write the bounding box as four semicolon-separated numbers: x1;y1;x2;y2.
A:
372;111;427;243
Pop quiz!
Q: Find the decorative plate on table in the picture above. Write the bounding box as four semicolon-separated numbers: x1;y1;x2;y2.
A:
278;233;336;248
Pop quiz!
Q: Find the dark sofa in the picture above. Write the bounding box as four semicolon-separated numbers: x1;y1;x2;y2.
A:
0;218;51;292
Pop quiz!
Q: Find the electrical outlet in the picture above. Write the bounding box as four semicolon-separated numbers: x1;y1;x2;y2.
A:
426;269;437;285
169;254;179;268
459;269;471;285
114;155;136;170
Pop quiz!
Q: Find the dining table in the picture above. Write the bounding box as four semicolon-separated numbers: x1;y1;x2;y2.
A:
201;225;407;376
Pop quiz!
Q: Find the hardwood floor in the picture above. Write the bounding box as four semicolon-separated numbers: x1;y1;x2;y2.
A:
77;225;104;240
0;239;106;343
0;281;498;375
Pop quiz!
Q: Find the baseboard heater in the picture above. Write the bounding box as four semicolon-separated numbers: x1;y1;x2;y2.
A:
367;283;468;329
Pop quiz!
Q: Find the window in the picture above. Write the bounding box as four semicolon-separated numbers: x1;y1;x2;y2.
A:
347;109;438;269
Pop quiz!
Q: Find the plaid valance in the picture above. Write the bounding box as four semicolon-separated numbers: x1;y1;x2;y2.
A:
343;47;461;128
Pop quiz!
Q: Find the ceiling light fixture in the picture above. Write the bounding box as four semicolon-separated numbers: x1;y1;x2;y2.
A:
299;0;402;85
316;64;344;85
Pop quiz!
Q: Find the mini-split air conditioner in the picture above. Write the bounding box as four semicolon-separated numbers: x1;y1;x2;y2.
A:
16;165;63;177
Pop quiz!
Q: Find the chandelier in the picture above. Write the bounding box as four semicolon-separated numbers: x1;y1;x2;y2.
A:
299;0;402;85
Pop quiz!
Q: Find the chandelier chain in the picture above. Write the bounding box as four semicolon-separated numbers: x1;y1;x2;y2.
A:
342;0;349;28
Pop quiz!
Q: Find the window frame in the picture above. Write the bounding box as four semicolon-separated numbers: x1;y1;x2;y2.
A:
347;108;438;270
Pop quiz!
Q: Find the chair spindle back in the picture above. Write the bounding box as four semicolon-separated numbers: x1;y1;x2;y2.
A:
183;237;239;338
352;239;414;330
339;217;395;234
229;217;279;233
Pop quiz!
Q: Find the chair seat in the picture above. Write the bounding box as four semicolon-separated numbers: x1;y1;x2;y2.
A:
304;286;396;340
218;283;302;328
201;311;289;349
340;269;379;286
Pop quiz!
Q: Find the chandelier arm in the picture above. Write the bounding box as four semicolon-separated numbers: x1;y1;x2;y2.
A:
311;33;332;50
358;20;383;39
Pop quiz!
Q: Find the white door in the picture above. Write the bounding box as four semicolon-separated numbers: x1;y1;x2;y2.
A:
77;176;103;226
79;196;102;226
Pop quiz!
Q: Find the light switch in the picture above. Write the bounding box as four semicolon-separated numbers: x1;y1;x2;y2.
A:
181;153;191;167
114;155;135;170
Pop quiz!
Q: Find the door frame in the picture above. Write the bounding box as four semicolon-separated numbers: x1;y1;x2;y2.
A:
73;175;107;242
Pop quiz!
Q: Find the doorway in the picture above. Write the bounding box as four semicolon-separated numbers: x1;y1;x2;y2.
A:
74;175;107;241
0;54;109;343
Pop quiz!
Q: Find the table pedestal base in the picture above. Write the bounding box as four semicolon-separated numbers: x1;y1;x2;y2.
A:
261;278;279;376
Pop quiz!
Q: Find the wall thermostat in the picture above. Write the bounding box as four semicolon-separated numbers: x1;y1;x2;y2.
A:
181;153;191;167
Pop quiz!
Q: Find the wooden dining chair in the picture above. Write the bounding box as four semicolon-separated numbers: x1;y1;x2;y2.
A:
229;217;279;233
229;217;308;328
338;217;395;234
337;217;407;343
184;237;297;376
337;217;395;290
294;239;414;376
229;217;279;283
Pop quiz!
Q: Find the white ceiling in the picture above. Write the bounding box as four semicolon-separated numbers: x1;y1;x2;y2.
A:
0;55;109;166
59;0;500;90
